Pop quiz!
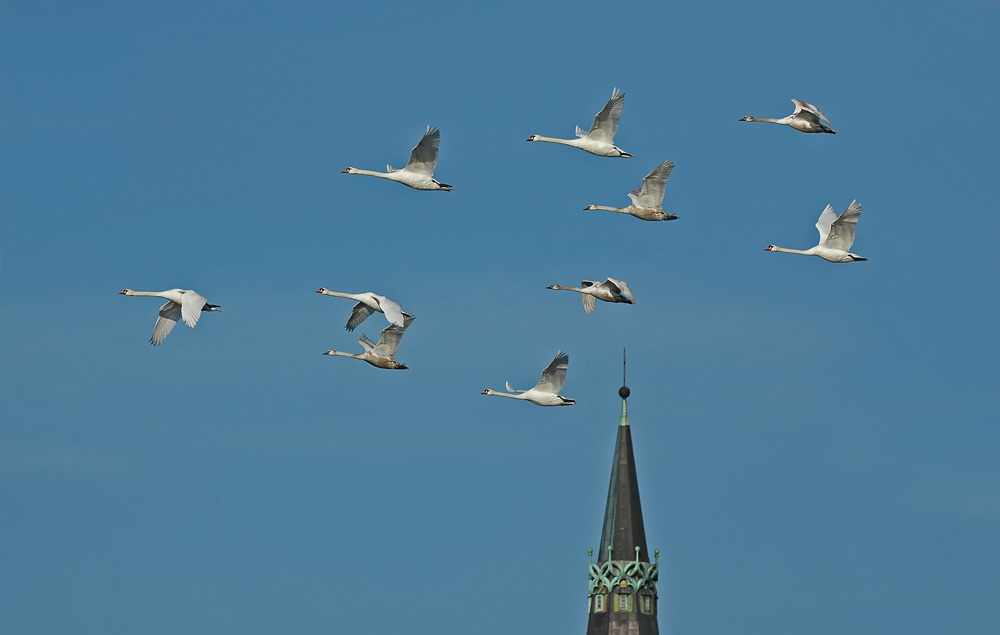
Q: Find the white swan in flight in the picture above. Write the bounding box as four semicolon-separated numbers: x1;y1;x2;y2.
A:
316;288;409;331
322;314;415;370
119;288;220;346
526;88;632;157
482;351;576;406
766;200;867;262
739;99;836;134
584;158;677;221
342;126;452;190
547;278;635;313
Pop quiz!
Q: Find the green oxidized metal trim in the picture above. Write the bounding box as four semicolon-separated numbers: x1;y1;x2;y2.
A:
620;397;629;427
587;545;658;595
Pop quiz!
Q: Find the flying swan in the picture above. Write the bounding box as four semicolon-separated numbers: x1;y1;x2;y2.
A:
546;278;635;313
584;158;677;221
322;314;415;370
739;99;836;134
482;351;576;406
765;200;867;262
119;288;220;346
342;126;452;190
316;288;410;331
526;88;632;157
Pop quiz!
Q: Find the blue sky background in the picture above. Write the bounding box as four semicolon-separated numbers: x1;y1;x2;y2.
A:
2;1;998;633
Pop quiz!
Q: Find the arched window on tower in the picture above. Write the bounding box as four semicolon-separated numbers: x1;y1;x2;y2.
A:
639;591;654;614
614;590;632;613
593;593;606;613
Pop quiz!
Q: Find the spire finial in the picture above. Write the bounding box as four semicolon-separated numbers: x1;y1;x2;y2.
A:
618;347;630;400
618;348;630;426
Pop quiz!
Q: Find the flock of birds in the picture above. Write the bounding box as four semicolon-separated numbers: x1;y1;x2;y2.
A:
120;90;866;406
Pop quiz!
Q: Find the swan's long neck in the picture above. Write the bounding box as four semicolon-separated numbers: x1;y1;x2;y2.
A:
323;350;364;361
745;116;786;125
768;245;815;256
348;168;393;179
586;205;628;213
548;284;584;293
319;290;364;302
123;290;175;300
129;291;166;297
529;135;577;147
484;389;526;400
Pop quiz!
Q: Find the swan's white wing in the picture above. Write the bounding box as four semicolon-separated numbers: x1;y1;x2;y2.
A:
578;281;598;313
151;301;181;346
358;333;376;353
404;126;440;176
179;290;208;328
372;325;405;357
824;200;863;251
600;279;621;294
815;204;838;244
372;294;405;328
791;98;831;125
372;314;415;357
534;351;569;394
346;302;375;331
606;277;635;303
629;159;675;207
587;88;625;144
505;381;525;393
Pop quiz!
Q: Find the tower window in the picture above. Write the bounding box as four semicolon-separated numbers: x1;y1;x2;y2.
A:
593;594;606;613
640;593;653;614
615;592;632;612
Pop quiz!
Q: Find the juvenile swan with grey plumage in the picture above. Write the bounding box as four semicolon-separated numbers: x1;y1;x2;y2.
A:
322;315;415;370
739;99;836;134
547;278;636;313
584;158;677;221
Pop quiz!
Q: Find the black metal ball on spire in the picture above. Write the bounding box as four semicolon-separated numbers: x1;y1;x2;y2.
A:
619;348;630;400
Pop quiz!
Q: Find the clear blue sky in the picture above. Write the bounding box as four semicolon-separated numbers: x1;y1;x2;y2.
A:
2;1;998;633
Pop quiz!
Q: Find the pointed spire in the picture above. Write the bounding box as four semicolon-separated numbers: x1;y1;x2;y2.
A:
598;349;648;563
587;350;659;634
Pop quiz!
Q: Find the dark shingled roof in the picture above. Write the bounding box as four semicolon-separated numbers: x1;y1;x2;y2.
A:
597;399;649;564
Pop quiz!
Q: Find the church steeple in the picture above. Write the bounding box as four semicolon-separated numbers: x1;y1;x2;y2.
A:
586;352;659;635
